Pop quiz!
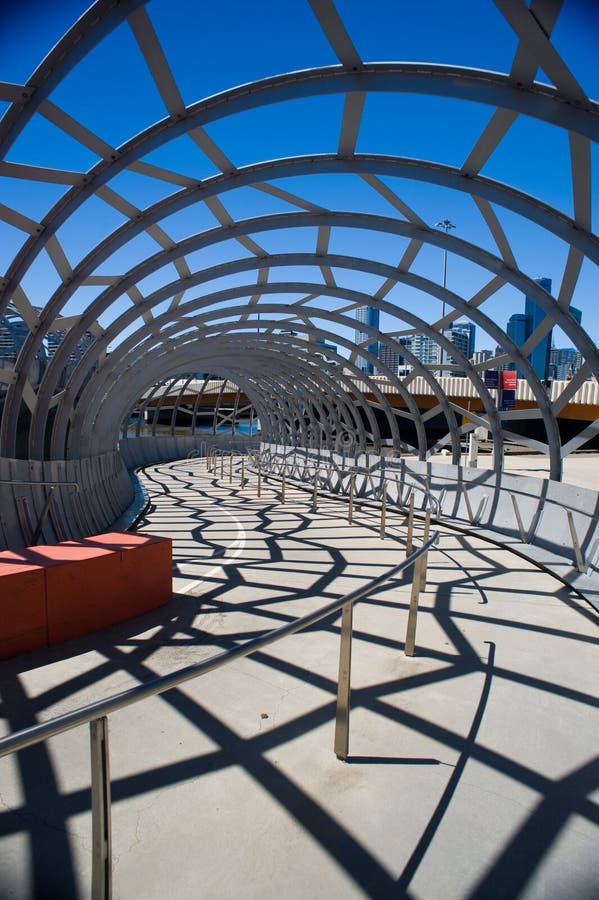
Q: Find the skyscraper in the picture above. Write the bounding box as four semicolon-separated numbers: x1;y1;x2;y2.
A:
507;277;560;382
525;276;552;382
549;347;582;380
506;313;529;376
355;306;380;374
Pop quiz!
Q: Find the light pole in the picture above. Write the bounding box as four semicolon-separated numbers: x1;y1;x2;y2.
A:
435;218;456;375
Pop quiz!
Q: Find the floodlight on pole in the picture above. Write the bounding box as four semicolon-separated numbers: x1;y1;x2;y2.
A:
435;218;456;375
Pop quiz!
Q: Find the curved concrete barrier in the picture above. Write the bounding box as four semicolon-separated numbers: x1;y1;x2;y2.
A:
118;433;258;469
259;443;599;612
0;451;134;550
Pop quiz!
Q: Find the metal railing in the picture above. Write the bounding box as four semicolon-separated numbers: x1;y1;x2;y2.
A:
252;445;599;582
0;478;80;545
243;450;441;541
0;526;437;899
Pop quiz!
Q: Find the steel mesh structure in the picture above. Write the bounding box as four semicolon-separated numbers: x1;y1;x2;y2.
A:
0;0;598;543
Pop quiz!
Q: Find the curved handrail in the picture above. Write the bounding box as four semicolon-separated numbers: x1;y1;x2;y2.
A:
0;531;437;757
249;449;441;516
0;479;80;491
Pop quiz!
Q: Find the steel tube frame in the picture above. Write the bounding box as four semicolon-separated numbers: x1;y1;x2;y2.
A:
1;11;597;514
32;224;581;473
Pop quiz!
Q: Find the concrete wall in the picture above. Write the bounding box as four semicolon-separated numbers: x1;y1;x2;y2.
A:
118;433;259;469
0;451;134;550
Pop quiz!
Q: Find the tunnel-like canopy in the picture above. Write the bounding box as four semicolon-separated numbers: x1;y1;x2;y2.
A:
1;0;598;483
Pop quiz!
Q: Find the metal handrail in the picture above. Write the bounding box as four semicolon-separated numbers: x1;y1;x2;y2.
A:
0;531;436;758
259;446;599;523
0;479;80;491
0;528;437;898
250;453;441;516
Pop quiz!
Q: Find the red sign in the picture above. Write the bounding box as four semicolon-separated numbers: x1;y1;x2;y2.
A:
501;370;518;390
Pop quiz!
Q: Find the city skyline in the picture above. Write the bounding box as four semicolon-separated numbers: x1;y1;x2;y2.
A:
353;289;587;382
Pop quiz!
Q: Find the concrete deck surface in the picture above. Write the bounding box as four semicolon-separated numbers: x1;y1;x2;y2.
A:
0;457;598;899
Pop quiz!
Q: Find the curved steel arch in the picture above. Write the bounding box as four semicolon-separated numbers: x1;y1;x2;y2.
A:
0;0;597;537
24;208;597;383
77;321;410;453
73;299;471;468
78;327;404;458
111;344;373;458
14;154;597;279
0;0;148;158
16;206;586;443
49;270;529;473
117;345;376;457
2;60;598;325
33;220;579;473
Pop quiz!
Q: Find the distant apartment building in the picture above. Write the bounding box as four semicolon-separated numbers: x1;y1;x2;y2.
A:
410;332;440;366
471;349;493;366
376;341;404;375
0;302;46;386
549;347;583;381
0;305;30;362
443;320;476;374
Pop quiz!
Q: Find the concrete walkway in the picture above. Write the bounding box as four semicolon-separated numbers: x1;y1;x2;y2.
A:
0;457;598;899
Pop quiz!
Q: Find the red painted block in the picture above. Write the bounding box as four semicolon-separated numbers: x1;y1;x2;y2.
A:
0;533;173;659
0;556;47;659
119;535;172;618
43;543;124;644
74;532;173;617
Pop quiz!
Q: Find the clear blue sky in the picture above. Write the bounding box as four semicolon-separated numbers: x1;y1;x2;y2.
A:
1;0;597;355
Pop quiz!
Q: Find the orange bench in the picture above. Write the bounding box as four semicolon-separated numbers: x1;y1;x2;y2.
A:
0;532;172;660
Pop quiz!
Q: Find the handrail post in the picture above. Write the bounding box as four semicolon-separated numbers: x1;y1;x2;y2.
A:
257;466;262;498
566;509;586;574
229;454;233;484
281;471;286;504
219;453;224;480
240;457;245;487
90;716;111;900
334;601;353;760
312;469;319;513
405;556;423;657
31;485;56;545
348;472;354;524
405;493;415;557
379;490;387;540
420;508;431;591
